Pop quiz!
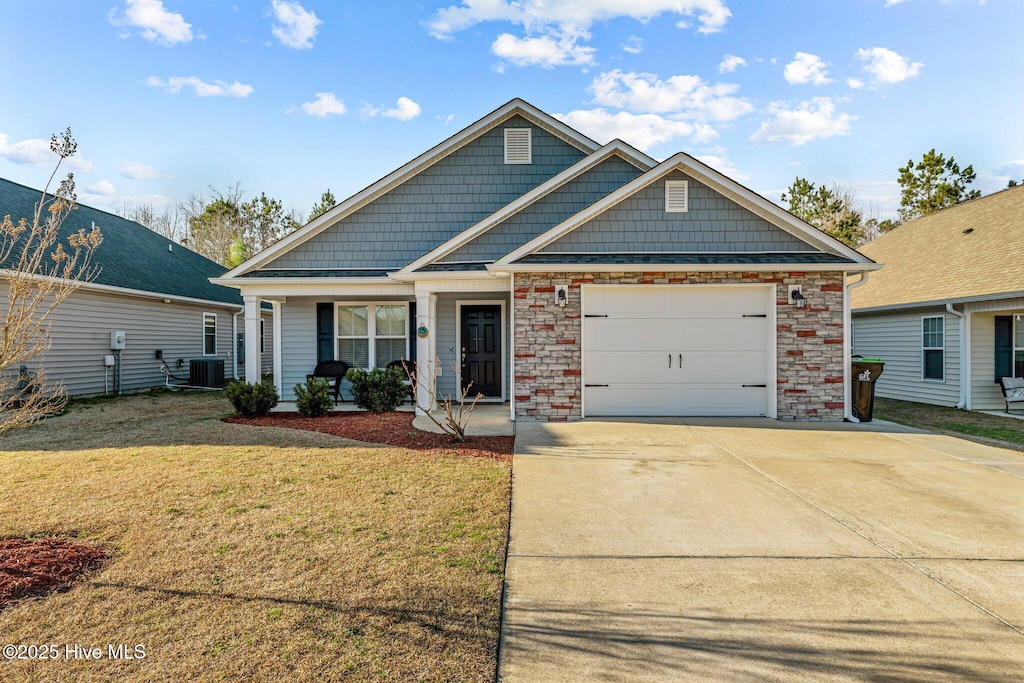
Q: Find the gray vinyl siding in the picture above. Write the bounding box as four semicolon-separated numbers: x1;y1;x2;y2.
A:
440;156;643;263
852;307;961;407
259;313;275;377
540;170;817;253
263;116;588;271
434;293;510;399
0;281;241;396
968;303;1024;410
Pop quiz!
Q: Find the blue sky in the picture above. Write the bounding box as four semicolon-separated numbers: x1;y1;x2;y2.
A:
1;0;1021;223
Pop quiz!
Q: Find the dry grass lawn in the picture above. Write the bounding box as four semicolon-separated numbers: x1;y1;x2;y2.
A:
0;391;511;682
875;397;1024;454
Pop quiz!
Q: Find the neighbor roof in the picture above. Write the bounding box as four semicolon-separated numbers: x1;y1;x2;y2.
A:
852;185;1024;310
0;177;242;306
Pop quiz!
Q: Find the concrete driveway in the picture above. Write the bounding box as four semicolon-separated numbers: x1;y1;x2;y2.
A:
498;418;1024;682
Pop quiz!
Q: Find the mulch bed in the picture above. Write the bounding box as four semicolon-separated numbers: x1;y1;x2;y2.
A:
223;411;513;461
1;538;107;608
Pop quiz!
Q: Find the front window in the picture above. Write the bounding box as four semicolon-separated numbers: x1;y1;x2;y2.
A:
922;316;944;381
203;313;217;356
1015;315;1024;377
336;303;407;369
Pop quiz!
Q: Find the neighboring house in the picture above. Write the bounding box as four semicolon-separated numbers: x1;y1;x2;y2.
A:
214;99;878;422
0;177;273;396
852;184;1024;411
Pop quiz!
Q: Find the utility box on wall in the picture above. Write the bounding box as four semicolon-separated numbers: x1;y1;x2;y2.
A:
110;331;126;350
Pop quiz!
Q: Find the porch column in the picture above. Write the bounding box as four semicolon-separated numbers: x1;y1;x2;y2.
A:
415;292;437;416
244;295;262;384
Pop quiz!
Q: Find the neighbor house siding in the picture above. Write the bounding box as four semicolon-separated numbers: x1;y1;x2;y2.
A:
852;307;961;407
440;156;643;263
0;281;240;396
434;292;510;399
262;116;588;271
514;271;846;422
538;170;816;253
967;305;1024;411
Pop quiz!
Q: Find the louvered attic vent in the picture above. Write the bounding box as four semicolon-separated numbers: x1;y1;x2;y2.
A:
504;128;532;164
665;180;689;213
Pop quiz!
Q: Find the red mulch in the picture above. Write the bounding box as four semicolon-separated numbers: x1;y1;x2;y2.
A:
0;538;107;608
223;411;513;461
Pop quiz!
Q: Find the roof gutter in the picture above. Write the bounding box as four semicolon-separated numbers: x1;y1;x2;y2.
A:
488;262;884;274
946;303;967;409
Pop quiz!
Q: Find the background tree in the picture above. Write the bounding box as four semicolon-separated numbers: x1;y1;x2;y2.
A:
780;177;866;247
897;149;980;222
1008;179;1021;188
309;189;336;221
117;202;184;243
238;192;301;264
1;129;103;436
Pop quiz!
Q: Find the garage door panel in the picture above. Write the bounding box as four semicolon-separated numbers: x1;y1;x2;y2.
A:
681;352;766;384
585;385;677;416
585;351;682;384
584;319;671;352
681;387;767;416
678;288;767;315
586;290;671;316
682;319;767;351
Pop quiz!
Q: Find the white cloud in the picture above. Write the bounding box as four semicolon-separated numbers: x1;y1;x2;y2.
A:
427;1;730;68
856;47;923;84
492;31;595;67
85;180;117;196
270;0;322;50
750;97;855;146
589;70;754;122
621;36;643;55
382;97;422;121
0;134;96;171
147;76;253;97
120;161;165;180
847;77;865;89
360;102;381;117
110;0;193;46
883;0;910;6
295;92;347;117
694;153;748;180
554;109;715;151
80;192;174;210
783;52;832;85
718;54;747;73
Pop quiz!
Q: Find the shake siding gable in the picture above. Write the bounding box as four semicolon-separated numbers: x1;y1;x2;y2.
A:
539;170;817;254
440;156;644;263
263;115;588;271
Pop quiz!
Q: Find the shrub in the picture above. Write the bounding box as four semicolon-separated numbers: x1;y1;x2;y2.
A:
346;367;406;413
294;376;333;418
225;380;279;417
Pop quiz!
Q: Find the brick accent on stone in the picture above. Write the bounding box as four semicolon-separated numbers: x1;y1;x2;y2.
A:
513;271;847;423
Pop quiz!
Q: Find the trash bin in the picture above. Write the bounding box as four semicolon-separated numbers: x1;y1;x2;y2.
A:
851;358;884;422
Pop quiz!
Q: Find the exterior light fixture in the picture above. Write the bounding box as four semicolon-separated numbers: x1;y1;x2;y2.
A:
790;289;806;308
555;285;568;307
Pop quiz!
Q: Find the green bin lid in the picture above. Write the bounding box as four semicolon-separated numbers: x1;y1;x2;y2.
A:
855;358;883;363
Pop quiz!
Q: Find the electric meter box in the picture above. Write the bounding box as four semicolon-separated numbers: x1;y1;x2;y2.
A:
110;331;126;350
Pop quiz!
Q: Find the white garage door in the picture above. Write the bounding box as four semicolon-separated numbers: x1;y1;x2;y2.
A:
583;286;771;417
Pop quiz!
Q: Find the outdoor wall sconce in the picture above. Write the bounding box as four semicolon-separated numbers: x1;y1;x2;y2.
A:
555;285;569;307
790;288;806;308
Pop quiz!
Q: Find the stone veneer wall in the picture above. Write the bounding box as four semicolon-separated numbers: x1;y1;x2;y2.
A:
513;271;846;422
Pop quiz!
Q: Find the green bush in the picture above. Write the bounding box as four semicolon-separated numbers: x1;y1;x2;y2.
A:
345;367;407;413
294;376;333;418
225;380;279;417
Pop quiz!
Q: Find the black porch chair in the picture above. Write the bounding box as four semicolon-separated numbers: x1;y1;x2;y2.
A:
307;360;350;404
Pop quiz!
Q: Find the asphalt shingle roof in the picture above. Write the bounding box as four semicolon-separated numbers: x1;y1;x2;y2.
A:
852;185;1024;310
0;177;242;306
513;252;857;265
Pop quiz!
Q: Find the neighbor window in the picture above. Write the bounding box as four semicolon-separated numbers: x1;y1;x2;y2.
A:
1015;315;1024;377
922;316;944;381
336;303;408;369
203;313;217;356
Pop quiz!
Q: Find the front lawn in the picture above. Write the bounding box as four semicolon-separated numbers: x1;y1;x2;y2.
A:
874;398;1024;453
0;391;511;681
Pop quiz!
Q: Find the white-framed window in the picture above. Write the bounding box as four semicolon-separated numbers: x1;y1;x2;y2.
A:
922;316;944;381
1014;315;1024;377
665;180;689;213
203;313;217;356
335;303;409;369
260;318;266;354
504;128;532;164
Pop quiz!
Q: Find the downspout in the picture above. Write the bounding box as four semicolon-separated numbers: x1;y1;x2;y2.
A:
946;303;967;409
232;311;242;380
845;272;871;422
509;272;516;422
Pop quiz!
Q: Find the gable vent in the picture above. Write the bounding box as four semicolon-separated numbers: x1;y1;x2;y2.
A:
504;128;532;165
665;180;688;213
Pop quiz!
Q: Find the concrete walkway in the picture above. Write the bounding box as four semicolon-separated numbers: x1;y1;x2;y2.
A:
499;418;1024;681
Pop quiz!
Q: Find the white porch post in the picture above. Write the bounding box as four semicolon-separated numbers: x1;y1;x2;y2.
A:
244;295;262;384
415;291;437;416
272;301;283;397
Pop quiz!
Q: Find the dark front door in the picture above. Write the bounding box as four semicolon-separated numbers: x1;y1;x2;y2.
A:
461;305;502;398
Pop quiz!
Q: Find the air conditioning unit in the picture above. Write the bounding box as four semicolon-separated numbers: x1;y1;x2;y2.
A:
190;358;225;388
